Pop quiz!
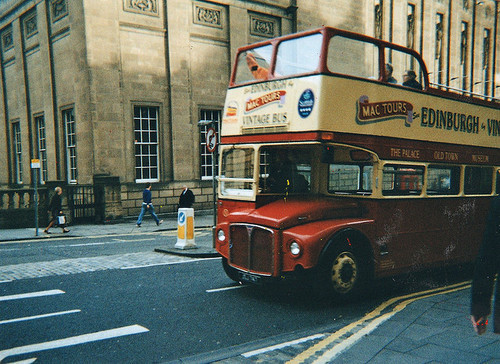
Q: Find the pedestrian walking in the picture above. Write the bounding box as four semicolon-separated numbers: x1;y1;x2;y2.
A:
44;186;69;234
471;195;500;334
136;184;163;227
178;185;195;209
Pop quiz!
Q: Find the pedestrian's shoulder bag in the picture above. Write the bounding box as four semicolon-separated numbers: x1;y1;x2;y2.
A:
57;214;66;225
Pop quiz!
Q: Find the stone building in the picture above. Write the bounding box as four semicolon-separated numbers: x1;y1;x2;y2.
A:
0;0;498;225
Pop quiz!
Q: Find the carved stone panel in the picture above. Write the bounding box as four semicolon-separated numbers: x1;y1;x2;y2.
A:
249;12;279;38
24;11;38;39
1;27;13;51
51;0;68;23
123;0;159;16
193;2;223;29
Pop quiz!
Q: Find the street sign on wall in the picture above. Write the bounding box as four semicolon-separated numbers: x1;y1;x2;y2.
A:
206;127;217;153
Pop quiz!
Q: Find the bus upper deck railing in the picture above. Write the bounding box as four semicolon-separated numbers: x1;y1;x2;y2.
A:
429;82;500;103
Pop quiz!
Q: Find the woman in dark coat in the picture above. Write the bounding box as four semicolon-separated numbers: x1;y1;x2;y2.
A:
44;186;69;234
471;195;500;334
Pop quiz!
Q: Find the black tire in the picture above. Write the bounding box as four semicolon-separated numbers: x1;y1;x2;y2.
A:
317;238;370;301
222;257;240;282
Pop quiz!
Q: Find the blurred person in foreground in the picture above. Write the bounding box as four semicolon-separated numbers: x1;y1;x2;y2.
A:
471;195;500;335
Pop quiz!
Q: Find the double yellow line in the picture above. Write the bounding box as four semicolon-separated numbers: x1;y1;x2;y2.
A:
288;281;471;364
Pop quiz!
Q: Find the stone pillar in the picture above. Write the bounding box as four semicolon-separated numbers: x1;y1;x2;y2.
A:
94;174;122;223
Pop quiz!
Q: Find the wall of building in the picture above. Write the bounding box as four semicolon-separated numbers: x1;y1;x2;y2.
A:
0;0;498;222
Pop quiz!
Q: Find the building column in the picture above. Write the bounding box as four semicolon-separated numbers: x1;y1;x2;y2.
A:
165;0;195;181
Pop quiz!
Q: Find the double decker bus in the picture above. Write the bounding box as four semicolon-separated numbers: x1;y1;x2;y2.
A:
215;27;500;300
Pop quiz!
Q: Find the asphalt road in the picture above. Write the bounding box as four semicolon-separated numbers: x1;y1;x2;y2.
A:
0;234;382;363
0;232;477;363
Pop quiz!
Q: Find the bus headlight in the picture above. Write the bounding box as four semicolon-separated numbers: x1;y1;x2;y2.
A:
289;241;302;256
217;229;226;242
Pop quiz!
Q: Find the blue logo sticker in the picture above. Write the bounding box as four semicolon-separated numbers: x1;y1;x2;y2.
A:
178;212;186;224
298;89;314;118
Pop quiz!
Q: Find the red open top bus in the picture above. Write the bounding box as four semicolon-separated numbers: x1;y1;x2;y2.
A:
215;27;500;299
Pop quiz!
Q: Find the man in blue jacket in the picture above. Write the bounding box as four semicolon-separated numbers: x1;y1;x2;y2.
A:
136;184;163;227
471;195;500;334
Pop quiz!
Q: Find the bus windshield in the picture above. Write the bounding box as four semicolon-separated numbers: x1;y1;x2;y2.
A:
234;32;323;84
275;33;323;76
259;147;312;194
220;145;314;198
220;148;254;198
234;45;273;84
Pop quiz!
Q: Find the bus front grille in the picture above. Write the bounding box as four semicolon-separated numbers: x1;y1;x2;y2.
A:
229;224;275;276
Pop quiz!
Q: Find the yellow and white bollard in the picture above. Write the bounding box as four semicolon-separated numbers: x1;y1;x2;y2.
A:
175;208;196;249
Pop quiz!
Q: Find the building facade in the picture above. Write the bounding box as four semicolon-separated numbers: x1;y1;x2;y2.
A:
0;0;498;224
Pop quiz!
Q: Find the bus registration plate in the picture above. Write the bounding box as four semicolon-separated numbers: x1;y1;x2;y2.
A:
239;271;261;284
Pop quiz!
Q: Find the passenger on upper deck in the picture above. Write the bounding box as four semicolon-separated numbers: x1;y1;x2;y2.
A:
246;53;269;81
402;70;423;90
385;64;397;84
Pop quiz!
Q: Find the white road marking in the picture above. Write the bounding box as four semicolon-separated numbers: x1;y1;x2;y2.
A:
10;358;37;364
52;239;155;248
0;280;13;284
206;285;247;293
2;240;127;251
64;242;106;247
0;237;73;245
243;334;326;358
121;257;220;270
0;324;149;362
120;262;191;270
110;238;155;243
0;310;81;325
0;231;166;245
0;289;64;302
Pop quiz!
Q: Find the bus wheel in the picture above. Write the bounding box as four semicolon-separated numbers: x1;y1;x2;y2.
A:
222;257;240;282
319;241;367;300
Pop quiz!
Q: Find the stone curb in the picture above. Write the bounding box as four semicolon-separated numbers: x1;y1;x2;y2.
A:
154;247;220;259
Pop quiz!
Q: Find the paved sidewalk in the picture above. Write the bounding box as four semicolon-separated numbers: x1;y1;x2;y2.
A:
0;211;219;258
1;215;499;363
284;282;500;364
182;282;500;363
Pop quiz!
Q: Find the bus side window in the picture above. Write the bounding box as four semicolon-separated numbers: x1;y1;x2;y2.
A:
382;164;424;196
427;165;460;195
464;166;493;195
327;36;379;80
386;48;426;89
328;164;372;195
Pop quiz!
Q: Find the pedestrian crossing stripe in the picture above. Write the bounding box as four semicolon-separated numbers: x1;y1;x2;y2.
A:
0;325;149;362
